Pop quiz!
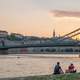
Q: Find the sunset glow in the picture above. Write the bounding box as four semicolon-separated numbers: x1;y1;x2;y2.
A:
0;0;80;37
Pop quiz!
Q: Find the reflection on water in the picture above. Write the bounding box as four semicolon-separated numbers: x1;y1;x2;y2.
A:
0;54;80;78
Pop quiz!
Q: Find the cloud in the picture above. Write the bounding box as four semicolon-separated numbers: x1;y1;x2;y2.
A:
51;10;80;18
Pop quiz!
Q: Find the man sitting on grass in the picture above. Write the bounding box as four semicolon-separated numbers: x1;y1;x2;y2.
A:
54;62;64;74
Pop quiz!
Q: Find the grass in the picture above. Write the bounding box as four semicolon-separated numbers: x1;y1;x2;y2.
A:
25;73;80;80
4;73;80;80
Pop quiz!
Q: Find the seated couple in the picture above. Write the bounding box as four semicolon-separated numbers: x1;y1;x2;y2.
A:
54;62;76;74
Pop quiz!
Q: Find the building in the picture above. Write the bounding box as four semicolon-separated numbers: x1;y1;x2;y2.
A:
0;30;8;38
10;33;24;40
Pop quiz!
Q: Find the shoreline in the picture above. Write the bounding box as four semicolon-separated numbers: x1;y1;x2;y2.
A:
1;53;80;57
0;54;79;59
0;73;79;80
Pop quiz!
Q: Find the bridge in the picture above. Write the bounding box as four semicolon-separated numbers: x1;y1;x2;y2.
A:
0;28;80;54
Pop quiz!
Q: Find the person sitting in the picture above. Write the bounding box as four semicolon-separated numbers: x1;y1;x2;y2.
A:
54;62;64;74
66;63;76;73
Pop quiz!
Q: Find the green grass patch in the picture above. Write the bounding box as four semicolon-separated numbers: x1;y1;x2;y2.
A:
25;73;80;80
1;73;80;80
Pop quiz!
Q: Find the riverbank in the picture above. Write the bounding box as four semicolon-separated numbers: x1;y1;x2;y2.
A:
0;73;80;80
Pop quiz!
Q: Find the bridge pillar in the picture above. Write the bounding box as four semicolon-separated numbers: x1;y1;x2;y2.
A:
0;50;8;54
79;54;80;58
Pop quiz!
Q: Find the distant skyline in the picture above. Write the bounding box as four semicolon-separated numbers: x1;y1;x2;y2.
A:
0;0;80;37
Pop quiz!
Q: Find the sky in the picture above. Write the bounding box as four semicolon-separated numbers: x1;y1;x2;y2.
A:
0;0;80;37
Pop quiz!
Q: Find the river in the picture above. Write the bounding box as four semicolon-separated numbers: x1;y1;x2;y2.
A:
0;54;80;78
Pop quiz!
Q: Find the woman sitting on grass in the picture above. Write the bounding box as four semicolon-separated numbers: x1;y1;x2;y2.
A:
66;63;77;73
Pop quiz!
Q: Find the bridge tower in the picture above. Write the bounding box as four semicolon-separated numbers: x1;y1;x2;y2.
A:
53;29;55;37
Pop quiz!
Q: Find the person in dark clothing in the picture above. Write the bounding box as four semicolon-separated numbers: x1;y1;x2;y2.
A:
54;62;63;74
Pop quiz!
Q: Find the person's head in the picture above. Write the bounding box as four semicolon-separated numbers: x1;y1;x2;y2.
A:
71;63;73;66
57;62;60;65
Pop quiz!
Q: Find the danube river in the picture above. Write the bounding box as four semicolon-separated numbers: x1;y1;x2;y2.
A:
0;54;80;78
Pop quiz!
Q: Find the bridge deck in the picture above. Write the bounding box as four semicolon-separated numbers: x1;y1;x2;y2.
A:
0;43;80;50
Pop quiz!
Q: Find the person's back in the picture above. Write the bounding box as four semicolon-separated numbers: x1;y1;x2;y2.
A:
54;62;63;74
